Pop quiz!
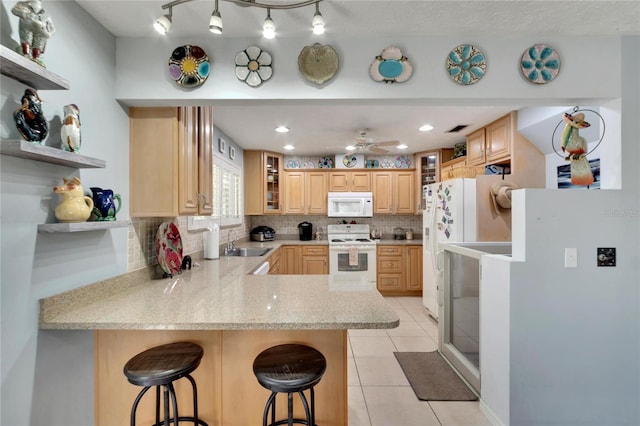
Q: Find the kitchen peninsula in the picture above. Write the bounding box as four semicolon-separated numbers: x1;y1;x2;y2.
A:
39;241;399;426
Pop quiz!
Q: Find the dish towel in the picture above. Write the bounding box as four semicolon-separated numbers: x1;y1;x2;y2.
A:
349;247;359;266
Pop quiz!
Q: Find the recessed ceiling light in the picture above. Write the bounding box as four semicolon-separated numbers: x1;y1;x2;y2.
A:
397;144;408;150
275;126;289;133
283;144;295;150
419;124;434;132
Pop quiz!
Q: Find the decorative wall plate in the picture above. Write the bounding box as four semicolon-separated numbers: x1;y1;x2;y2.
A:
446;44;486;85
520;44;561;84
369;46;413;83
155;222;183;277
343;154;358;168
395;155;411;168
168;45;210;88
286;159;301;168
318;156;334;168
235;45;272;87
298;43;339;85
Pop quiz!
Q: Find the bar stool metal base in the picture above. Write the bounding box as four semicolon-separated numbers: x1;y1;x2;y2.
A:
253;344;326;426
124;342;209;426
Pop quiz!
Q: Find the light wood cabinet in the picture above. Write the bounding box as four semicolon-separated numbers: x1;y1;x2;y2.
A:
302;246;329;274
130;106;213;217
328;171;371;192
284;171;328;215
372;171;415;214
281;245;301;274
414;149;454;212
376;245;422;296
268;248;281;274
244;151;283;215
466;114;511;167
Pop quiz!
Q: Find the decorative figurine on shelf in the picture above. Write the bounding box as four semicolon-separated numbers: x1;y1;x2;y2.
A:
561;112;594;186
54;177;94;223
11;0;55;67
89;187;121;221
14;88;48;143
60;104;81;152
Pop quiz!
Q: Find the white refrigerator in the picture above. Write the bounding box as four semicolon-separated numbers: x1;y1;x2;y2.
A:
422;178;477;319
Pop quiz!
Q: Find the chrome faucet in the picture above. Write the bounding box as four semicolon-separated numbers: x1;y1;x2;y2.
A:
226;229;239;254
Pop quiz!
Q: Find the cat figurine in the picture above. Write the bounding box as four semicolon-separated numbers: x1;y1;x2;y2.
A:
60;104;81;152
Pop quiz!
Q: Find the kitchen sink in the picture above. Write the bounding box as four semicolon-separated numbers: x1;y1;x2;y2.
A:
223;247;272;257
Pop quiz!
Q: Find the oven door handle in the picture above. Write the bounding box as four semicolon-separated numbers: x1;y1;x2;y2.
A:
329;245;376;251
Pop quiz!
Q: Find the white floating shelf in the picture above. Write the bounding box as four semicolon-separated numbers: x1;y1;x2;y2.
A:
1;140;106;168
0;45;70;90
38;221;130;233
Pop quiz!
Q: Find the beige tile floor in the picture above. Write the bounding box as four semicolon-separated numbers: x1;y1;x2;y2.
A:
348;296;491;426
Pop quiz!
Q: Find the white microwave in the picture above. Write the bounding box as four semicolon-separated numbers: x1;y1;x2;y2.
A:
327;192;373;217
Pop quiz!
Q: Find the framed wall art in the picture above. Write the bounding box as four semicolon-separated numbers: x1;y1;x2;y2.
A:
218;138;226;154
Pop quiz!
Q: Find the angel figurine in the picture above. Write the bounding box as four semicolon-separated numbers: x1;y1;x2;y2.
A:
11;0;55;67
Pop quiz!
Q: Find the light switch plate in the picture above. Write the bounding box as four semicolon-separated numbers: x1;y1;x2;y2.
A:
564;248;577;268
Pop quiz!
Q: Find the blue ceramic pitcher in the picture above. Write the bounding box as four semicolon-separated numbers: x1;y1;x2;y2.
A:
90;187;121;221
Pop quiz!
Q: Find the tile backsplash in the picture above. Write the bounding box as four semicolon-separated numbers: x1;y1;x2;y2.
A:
127;214;421;272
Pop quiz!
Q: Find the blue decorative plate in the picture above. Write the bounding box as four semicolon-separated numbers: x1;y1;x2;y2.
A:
318;156;333;168
168;45;210;88
370;46;413;83
446;44;486;85
520;44;560;84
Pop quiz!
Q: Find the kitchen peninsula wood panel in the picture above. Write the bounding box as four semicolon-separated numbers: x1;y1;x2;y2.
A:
95;329;346;426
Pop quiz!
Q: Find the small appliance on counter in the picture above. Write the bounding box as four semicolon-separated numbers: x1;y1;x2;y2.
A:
250;226;275;241
298;221;313;241
394;227;406;240
203;223;220;259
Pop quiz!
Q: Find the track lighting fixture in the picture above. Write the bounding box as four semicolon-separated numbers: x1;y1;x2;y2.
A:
262;8;275;39
209;0;223;34
312;1;324;35
155;0;324;38
154;7;172;35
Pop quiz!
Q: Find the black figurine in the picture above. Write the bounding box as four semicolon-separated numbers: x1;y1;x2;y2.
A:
181;255;192;270
14;88;48;142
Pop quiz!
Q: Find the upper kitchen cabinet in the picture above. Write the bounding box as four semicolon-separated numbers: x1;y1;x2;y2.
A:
414;149;454;212
372;171;415;214
328;171;371;192
466;113;512;167
244;151;282;215
284;171;328;215
129;106;213;217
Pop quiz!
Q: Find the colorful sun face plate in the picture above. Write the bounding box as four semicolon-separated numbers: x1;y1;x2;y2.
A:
168;45;210;88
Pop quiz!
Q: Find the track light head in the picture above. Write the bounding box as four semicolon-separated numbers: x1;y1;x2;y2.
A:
154;11;172;34
209;10;223;34
263;9;275;39
312;2;324;35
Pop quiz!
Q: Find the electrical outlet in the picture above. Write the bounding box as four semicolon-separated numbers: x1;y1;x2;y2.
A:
597;247;616;267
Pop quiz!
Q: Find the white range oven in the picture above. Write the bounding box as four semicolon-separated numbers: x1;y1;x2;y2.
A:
327;224;377;284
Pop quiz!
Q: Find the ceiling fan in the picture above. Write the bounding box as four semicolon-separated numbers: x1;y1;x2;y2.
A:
346;129;400;154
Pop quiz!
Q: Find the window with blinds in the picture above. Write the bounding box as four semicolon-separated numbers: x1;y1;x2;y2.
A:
212;160;242;226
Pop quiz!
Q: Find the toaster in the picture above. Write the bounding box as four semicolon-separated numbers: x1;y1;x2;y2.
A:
250;226;275;241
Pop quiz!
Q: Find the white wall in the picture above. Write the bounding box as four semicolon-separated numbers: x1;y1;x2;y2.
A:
505;36;639;425
114;35;621;105
0;1;128;424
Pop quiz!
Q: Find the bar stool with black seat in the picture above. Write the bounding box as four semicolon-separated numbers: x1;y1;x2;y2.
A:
123;341;209;426
253;344;327;426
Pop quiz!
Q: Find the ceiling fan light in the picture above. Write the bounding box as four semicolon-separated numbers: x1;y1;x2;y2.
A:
345;145;356;151
154;13;172;35
397;144;408;150
275;126;289;133
419;124;434;132
283;144;295;150
209;10;223;34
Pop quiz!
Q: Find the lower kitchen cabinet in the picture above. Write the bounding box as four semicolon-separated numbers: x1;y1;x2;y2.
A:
267;248;281;274
277;245;328;275
376;245;422;296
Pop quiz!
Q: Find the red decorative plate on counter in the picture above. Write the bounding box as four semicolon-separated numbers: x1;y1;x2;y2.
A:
155;222;183;277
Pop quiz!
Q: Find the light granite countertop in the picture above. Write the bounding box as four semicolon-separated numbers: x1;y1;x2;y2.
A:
39;240;400;331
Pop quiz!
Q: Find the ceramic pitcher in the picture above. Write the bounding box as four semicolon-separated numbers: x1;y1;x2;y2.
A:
90;187;121;221
54;177;93;223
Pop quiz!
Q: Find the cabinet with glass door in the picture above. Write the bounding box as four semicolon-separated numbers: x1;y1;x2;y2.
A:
244;150;282;214
414;149;454;212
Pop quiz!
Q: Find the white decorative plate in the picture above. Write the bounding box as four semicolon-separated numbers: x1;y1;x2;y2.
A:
298;43;339;85
369;46;413;83
235;45;272;87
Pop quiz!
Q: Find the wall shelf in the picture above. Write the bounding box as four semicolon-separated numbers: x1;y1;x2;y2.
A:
0;45;70;90
1;140;106;168
38;221;130;233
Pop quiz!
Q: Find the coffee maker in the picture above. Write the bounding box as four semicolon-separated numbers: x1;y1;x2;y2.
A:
298;221;313;241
